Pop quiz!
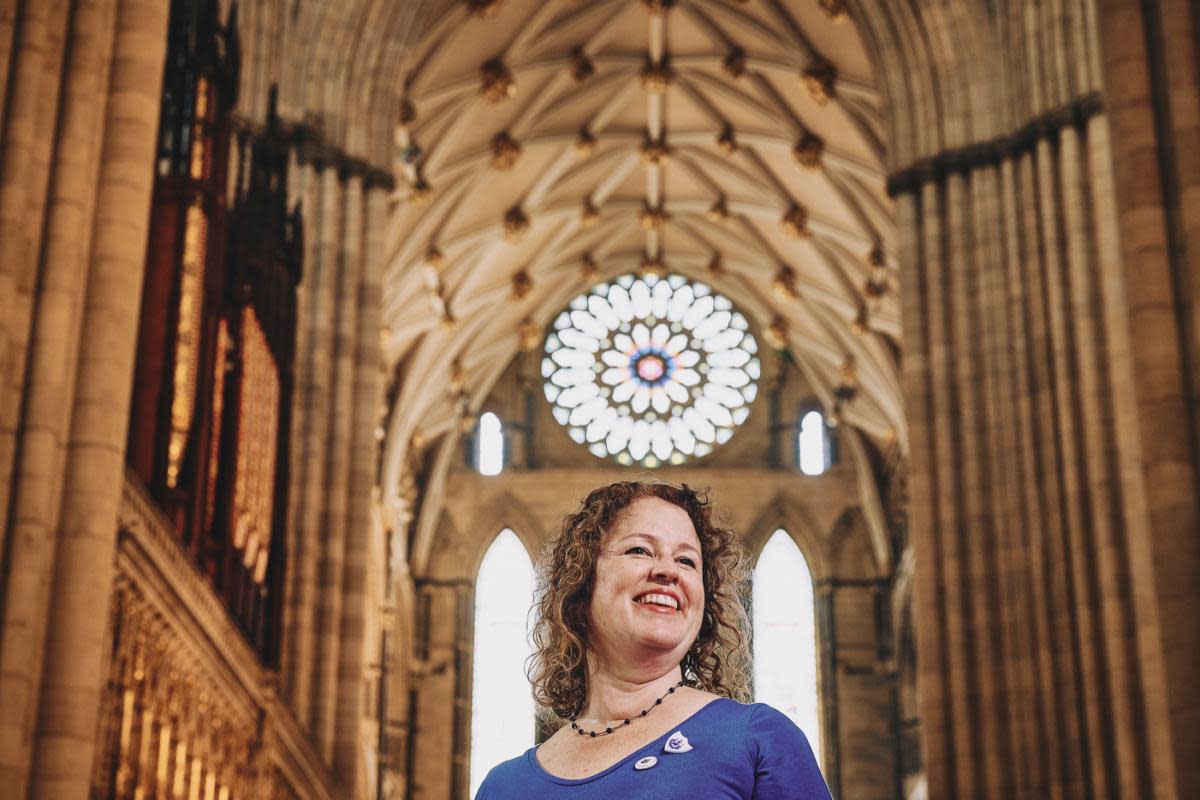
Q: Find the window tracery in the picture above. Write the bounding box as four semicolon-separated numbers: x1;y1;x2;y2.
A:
542;273;760;467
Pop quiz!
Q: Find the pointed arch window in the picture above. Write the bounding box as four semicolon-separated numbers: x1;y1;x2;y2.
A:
476;411;505;476
753;529;821;763
471;529;536;796
797;408;834;475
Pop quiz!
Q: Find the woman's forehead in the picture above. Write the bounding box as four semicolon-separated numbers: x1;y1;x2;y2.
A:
605;497;699;543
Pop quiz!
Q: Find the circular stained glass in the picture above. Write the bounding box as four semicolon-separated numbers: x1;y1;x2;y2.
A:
542;273;761;467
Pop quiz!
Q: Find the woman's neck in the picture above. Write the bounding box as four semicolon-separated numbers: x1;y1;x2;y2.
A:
579;661;685;726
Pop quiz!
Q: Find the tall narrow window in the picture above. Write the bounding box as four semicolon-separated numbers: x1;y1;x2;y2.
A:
753;529;821;763
471;529;535;796
477;411;504;476
798;409;829;475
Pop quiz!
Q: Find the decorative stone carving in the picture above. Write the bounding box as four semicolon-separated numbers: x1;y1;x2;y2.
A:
490;131;522;170
580;198;600;228
639;58;674;92
793;130;824;168
708;252;726;276
518;317;542;351
503;205;529;241
763;315;789;349
575;127;597;157
640;252;667;277
780;204;809;238
570;47;595;83
480;58;516;103
707;196;731;222
818;0;849;22
803;58;837;104
773;265;798;299
580;253;599;281
466;0;504;18
717;125;738;154
639;203;669;231
640;134;671;164
511;269;533;300
722;46;747;79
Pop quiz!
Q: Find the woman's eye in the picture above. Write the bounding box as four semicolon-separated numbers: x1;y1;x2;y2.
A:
626;546;650;556
677;557;697;568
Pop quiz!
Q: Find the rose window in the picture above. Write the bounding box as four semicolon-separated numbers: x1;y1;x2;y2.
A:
542;273;760;466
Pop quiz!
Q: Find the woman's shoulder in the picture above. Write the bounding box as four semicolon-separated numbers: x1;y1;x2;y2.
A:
474;748;538;799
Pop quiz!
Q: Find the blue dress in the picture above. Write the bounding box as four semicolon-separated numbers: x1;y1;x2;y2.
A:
476;698;832;799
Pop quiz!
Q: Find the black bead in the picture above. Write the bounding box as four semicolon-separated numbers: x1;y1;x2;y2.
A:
668;687;675;693
605;727;612;733
640;709;648;716
624;719;631;725
655;698;662;705
590;731;596;737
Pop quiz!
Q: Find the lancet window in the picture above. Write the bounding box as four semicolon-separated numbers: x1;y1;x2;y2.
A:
470;529;536;797
753;529;822;764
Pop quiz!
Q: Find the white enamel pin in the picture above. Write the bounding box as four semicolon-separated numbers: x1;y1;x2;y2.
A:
663;731;693;754
634;756;658;770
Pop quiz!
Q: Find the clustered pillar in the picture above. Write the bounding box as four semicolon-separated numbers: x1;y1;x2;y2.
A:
897;104;1195;799
0;1;170;797
281;157;388;794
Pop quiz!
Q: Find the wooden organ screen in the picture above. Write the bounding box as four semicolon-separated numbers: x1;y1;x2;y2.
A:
127;0;299;666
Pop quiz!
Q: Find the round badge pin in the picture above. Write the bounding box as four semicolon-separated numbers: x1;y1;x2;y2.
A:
634;756;658;771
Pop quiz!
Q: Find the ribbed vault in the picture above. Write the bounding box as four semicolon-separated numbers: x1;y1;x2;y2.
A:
373;0;902;506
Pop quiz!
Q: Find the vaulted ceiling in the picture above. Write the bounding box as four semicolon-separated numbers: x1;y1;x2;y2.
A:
377;0;903;482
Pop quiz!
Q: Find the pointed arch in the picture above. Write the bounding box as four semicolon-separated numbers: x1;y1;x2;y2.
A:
469;528;536;798
752;528;822;764
743;492;828;582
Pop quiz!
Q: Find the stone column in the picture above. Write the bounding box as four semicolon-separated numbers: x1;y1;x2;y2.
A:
333;179;388;792
1096;2;1200;796
312;169;359;759
895;99;1187;798
288;162;341;731
27;0;170;795
0;0;118;789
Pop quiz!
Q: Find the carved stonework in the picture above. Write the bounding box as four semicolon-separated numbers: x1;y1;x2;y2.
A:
639;203;669;231
490;131;522;170
773;265;798;300
793;130;825;168
707;196;731;222
570;47;595;83
640;252;667;277
580;198;600;228
503;205;529;241
510;269;533;300
575;127;597;157
640;134;671;164
722;46;747;79
580;253;599;281
818;0;849;22
480;58;516;103
803;58;838;104
780;203;809;238
717;125;738;154
764;315;789;349
639;58;674;93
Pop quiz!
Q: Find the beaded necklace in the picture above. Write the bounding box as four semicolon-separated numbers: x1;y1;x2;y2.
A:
569;679;688;737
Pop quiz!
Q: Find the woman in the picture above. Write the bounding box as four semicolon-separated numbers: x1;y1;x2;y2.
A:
475;481;831;799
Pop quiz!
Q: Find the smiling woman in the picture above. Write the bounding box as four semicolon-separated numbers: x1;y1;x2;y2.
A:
473;481;832;799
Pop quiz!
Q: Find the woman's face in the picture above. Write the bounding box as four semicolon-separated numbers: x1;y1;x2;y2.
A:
586;497;705;670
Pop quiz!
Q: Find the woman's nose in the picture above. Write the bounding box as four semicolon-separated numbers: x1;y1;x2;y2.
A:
651;559;679;582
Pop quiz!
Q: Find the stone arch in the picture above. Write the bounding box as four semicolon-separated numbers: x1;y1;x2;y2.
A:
743;492;829;584
464;491;543;581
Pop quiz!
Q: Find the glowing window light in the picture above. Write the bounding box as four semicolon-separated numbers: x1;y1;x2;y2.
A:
753;529;821;765
470;529;535;797
542;273;760;467
477;412;504;476
798;409;828;475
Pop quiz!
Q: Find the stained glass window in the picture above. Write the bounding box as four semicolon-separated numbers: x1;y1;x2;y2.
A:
753;529;821;764
542;273;760;467
470;529;535;798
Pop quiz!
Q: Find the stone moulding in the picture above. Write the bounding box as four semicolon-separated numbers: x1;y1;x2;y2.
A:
117;473;336;800
885;91;1104;196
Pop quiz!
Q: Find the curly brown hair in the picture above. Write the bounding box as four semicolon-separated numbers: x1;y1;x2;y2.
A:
528;480;750;719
